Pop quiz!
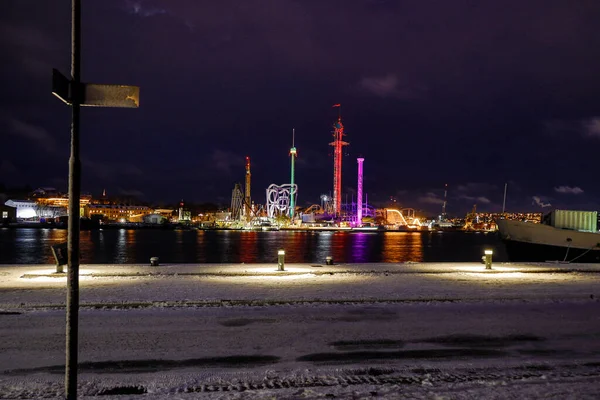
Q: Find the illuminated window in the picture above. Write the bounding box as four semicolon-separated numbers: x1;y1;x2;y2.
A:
2;212;7;218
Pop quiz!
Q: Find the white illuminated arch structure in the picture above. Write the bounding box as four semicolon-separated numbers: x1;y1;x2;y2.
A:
266;183;298;218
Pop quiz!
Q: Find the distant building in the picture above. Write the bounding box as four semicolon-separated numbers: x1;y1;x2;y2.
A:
0;203;16;222
143;214;166;224
178;200;191;222
153;209;176;220
85;204;152;222
4;199;37;219
4;199;65;220
3;187;90;220
29;187;91;217
30;187;60;197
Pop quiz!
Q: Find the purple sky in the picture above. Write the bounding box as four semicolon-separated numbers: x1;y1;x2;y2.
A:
2;0;600;215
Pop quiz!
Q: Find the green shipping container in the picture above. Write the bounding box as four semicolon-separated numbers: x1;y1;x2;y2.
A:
549;210;597;232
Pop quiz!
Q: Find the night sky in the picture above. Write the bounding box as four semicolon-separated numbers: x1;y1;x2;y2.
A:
2;0;600;216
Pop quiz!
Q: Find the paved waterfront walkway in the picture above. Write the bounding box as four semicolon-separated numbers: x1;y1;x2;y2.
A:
1;262;600;399
6;260;600;277
1;262;599;309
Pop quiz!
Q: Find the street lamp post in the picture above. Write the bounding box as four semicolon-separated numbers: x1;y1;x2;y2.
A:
52;2;140;398
65;3;81;398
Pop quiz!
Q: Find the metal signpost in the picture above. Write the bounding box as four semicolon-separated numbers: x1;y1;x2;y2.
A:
52;2;139;398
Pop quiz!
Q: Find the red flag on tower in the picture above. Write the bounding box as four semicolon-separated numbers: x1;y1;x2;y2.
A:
332;104;341;107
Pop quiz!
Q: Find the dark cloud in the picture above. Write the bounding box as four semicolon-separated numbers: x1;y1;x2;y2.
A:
532;196;552;208
125;1;167;18
118;188;145;198
82;159;144;182
582;118;600;138
456;183;499;194
418;192;445;206
358;74;427;100
2;0;600;213
554;186;584;195
207;150;245;177
0;160;20;179
3;116;57;153
457;195;492;205
0;23;59;78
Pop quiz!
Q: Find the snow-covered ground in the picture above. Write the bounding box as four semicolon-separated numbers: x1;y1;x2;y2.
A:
0;262;599;399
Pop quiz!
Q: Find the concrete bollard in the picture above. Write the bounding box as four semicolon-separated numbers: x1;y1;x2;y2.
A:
277;250;285;271
484;250;493;270
51;242;68;273
325;256;334;265
150;257;159;266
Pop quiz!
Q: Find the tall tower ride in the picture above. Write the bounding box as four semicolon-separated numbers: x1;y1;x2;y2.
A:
357;157;364;226
289;129;297;219
329;104;348;217
245;156;251;221
441;183;448;221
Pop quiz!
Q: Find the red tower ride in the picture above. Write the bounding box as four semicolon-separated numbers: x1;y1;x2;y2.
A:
329;107;348;217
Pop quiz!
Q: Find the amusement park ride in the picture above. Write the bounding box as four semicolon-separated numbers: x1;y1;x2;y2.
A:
224;105;432;231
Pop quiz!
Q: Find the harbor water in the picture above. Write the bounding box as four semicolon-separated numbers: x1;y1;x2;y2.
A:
0;228;507;265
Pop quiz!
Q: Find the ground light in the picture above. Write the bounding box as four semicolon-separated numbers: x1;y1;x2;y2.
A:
278;249;285;271
484;249;493;270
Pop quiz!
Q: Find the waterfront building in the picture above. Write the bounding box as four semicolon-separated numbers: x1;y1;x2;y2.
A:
30;187;91;216
35;195;91;217
4;187;92;219
4;199;66;220
85;204;152;222
4;199;39;219
178;200;191;223
153;209;176;221
142;214;167;224
1;203;17;222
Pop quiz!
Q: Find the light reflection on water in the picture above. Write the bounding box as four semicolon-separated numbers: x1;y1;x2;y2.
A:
116;229;127;263
382;232;424;262
0;228;507;264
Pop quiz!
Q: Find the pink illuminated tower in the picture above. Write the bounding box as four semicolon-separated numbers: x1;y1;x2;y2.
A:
330;104;348;217
245;156;251;221
357;157;364;226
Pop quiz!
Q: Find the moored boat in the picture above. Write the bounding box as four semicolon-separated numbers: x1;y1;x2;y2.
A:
496;210;600;263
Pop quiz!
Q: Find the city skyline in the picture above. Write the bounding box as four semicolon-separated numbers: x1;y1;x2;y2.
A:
2;1;600;214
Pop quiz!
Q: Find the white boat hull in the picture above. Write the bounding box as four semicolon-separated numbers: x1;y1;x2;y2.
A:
496;219;600;263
